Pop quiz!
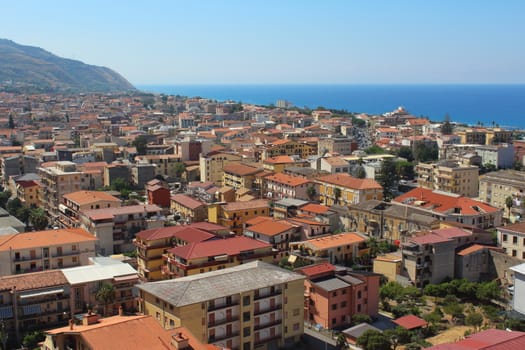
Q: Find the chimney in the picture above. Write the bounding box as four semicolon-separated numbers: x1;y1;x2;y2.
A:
118;306;123;316
69;319;74;330
171;332;189;350
82;311;99;326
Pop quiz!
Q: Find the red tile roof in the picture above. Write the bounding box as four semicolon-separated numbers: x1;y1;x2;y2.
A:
246;220;298;237
264;155;296;164
223;163;262;176
300;203;331;215
266;172;311;187
171;194;205;210
428;329;525;350
394;187;499;215
222;199;270;211
0;270;67;291
63;191;121;205
0;228;97;251
296;262;336;278
136;223;227;241
317;173;382;190
393;315;428;330
499;222;525;234
167;236;272;260
410;233;452;245
456;244;503;256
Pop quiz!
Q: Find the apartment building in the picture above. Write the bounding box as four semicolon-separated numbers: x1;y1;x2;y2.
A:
170;194;208;223
479;170;525;221
394;187;502;229
416;160;479;197
497;222;525;260
265;173;314;201
347;200;440;241
162;236;276;279
79;204;163;255
261;139;317;160
297;263;380;329
317;173;383;206
456;128;513;146
0;270;70;343
318;136;356;156
244;218;300;255
263;155;304;173
222;163;263;191
59;190;121;228
137;261;305;350
289;233;368;266
15;179;40;207
62;257;138;316
134;223;224;281
136;154;183;178
0;228;97;277
208;199;270;235
199;152;242;186
38;161;97;220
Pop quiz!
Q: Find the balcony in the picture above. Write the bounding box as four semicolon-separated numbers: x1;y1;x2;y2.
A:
208;300;239;312
208;316;239;328
254;304;282;316
53;250;80;258
254;319;282;331
254;333;282;346
254;289;282;301
13;255;42;262
209;331;240;343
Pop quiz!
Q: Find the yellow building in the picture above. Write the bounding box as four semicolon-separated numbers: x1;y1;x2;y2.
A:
15;179;40;207
457;127;513;146
199;152;242;186
162;236;276;278
263;155;306;173
262;139;317;160
222;163;263;191
60;190;121;227
137;154;184;178
208;199;270;235
317;173;383;206
170;194;208;223
289;233;368;265
479;170;525;221
416;160;479;197
137;261;305;350
373;253;402;282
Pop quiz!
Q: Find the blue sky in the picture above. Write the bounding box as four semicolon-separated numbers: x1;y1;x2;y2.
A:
2;1;524;85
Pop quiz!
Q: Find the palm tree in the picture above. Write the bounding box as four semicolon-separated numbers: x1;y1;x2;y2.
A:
505;196;514;219
95;283;116;316
334;187;342;205
306;185;317;201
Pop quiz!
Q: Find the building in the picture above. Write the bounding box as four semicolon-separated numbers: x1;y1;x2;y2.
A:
261;139;317;160
497;222;525;260
347;200;440;241
79;204;163;255
297;263;380;329
455;244;503;281
162;236;276;278
373;252;402;283
0;270;70;343
134;223;224;281
510;262;525;316
0;207;26;233
14;179;40;208
59;190;121;228
146;179;171;208
137;154;183;179
394;187;502;229
199;152;242;186
131;163;156;188
312;156;350;174
289;233;368;265
170;194;208;223
244;219;300;256
41;314;218;350
137;261;305;350
427;329;525;350
317;173;383;207
103;163;131;188
208;199;270;235
62;257;139;317
265;173;314;201
0;228;97;277
318;136;356;156
479;170;525;222
223;163;263;191
416;160;479;197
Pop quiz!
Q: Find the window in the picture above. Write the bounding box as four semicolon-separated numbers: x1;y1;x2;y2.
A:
72;256;77;263
293;308;300;316
156;312;160;320
503;234;508;242
243;311;250;322
357;290;362;299
243;295;250;306
293;323;300;331
342;289;347;295
331;304;337;310
357;304;362;312
513;236;518;244
513;250;517;257
331;318;337;326
243;342;251;350
72;245;77;251
243;327;250;337
341;301;347;308
170;319;174;327
332;291;337;297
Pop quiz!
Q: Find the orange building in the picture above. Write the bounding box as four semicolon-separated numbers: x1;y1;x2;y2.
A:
297;262;380;329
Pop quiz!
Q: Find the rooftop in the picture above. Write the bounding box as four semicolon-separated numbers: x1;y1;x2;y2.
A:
317;173;382;190
63;190;121;206
167;236;271;260
0;228;97;251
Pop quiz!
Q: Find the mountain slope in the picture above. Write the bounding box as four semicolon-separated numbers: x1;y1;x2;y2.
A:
0;39;136;93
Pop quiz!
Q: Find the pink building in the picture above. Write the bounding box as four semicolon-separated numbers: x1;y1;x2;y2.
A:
296;262;380;329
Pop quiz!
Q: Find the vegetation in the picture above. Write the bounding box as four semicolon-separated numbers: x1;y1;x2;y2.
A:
95;283;116;316
22;330;44;350
334;187;342;205
377;158;399;201
132;135;149;155
364;145;387;155
0;191;11;209
29;208;49;230
413;141;438;162
356;329;391;350
441;114;454;135
306;184;317;201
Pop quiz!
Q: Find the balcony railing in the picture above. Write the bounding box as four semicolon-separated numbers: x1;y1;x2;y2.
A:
254;319;282;331
254;289;282;301
254;333;282;346
254;304;282;316
209;331;240;343
208;300;240;312
208;316;239;328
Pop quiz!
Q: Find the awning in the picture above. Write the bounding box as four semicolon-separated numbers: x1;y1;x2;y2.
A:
19;287;65;299
0;306;13;318
288;255;297;263
22;304;41;316
58;204;68;213
113;275;138;282
214;254;229;261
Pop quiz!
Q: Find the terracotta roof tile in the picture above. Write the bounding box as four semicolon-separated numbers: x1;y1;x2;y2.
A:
171;194;206;210
223;163;262;176
246;220;298;237
63;191;121;205
167;236;272;260
0;270;67;291
305;233;365;250
266;173;311;187
393;315;428;330
0;228;97;251
222;199;270;211
317;173;382;190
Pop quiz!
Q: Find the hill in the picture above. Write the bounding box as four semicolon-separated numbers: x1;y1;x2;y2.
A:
0;39;136;93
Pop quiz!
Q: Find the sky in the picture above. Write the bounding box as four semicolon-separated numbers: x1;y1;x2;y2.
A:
1;1;524;85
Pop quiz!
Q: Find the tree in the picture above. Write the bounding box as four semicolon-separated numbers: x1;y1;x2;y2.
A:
22;330;44;349
132;135;148;155
0;191;11;209
174;162;186;179
29;208;49;230
334;187;342;205
377;158;399;201
8;114;15;129
465;312;484;331
306;185;317;201
351;313;372;325
365;145;386;155
7;197;23;216
0;319;7;350
95;283;116;316
506;196;514;218
441;114;454;135
111;178;132;192
336;332;347;350
476;281;500;302
413;142;438;162
423;307;443;327
356;330;391;350
380;282;405;302
397;146;414;162
351;165;367;179
396;160;415;180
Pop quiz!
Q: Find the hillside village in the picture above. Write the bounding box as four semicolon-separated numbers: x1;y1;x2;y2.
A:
1;91;525;349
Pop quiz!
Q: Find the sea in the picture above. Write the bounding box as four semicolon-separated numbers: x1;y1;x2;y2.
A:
137;84;525;129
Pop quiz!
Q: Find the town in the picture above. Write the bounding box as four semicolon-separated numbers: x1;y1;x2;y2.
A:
0;91;525;350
